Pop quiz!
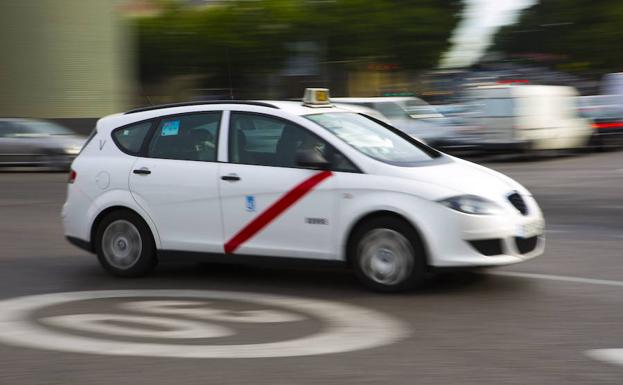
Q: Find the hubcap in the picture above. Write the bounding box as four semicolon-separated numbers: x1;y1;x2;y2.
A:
101;220;142;270
359;229;413;286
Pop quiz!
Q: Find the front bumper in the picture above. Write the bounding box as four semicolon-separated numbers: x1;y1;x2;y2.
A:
422;195;545;268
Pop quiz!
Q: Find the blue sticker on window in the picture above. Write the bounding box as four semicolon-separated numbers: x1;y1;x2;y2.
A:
161;120;180;136
245;195;256;212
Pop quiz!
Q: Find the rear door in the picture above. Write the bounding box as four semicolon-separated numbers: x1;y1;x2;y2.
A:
128;111;224;253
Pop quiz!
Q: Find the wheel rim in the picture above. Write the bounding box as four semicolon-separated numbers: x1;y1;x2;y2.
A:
358;229;414;286
101;220;142;270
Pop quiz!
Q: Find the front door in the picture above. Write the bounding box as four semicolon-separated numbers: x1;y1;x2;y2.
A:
219;112;337;259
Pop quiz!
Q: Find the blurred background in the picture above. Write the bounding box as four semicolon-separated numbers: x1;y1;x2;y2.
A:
2;2;623;384
2;0;623;164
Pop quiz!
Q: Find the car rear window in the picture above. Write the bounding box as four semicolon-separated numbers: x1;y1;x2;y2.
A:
112;121;152;155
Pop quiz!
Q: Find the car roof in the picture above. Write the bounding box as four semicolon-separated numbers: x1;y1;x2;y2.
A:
96;101;352;132
259;100;348;115
124;101;279;114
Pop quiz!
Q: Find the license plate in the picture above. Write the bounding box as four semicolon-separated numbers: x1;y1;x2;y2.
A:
517;220;544;238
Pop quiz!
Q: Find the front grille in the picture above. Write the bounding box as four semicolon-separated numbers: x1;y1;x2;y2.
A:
469;239;503;256
508;192;528;215
515;236;538;254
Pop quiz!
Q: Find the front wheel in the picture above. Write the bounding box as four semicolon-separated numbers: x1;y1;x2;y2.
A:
350;217;427;292
94;210;157;277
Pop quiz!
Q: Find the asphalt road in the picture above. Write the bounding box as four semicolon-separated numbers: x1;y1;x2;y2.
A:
1;151;623;384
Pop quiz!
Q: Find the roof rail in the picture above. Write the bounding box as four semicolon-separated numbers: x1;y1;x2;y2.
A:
124;101;279;114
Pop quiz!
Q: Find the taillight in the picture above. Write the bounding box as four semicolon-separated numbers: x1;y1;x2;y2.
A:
68;169;77;184
593;122;623;129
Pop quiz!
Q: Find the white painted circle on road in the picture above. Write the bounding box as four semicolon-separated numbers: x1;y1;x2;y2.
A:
42;313;235;339
0;290;409;358
585;349;623;367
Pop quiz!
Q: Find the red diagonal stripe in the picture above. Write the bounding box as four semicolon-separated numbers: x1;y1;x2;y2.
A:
224;170;333;254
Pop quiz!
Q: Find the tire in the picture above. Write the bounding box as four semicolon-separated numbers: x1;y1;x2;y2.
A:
349;216;428;292
94;210;157;277
592;132;606;152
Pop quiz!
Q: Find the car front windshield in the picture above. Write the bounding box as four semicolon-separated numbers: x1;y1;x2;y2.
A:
305;112;439;165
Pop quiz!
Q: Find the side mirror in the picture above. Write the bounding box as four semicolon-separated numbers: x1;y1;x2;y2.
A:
295;149;330;169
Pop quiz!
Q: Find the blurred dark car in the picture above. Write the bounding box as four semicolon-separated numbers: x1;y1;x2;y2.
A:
577;95;623;149
0;119;86;169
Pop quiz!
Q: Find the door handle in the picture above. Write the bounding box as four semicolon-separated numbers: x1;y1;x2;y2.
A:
133;167;151;175
221;173;240;182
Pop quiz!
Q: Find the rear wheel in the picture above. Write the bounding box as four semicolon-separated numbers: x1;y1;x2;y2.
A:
350;217;427;292
94;210;157;277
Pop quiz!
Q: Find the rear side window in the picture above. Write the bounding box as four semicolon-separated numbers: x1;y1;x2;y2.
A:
147;112;221;161
112;121;151;154
0;121;11;137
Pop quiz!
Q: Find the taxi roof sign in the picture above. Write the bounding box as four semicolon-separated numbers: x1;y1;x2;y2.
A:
303;88;332;107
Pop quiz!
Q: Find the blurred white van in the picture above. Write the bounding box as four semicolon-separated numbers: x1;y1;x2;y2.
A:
466;85;592;152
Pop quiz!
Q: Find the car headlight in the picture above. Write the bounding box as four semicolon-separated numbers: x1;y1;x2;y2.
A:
438;195;502;215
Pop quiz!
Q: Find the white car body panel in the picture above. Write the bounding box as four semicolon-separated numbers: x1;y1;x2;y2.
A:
129;157;222;253
219;163;337;259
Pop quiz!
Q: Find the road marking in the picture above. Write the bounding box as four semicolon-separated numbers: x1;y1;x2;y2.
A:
43;314;234;339
121;300;306;323
490;271;623;288
545;229;569;234
585;349;623;367
224;170;333;254
490;271;623;368
0;290;409;359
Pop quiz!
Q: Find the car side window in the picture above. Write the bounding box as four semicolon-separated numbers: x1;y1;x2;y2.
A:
3;122;30;137
228;112;358;172
113;121;152;155
0;122;8;137
148;112;221;162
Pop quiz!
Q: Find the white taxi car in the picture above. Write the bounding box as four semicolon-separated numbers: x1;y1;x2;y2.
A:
63;89;544;291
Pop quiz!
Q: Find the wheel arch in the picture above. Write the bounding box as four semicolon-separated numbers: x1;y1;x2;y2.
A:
90;205;160;251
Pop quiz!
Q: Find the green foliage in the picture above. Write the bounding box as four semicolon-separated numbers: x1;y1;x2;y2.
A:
493;0;623;74
135;0;461;93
